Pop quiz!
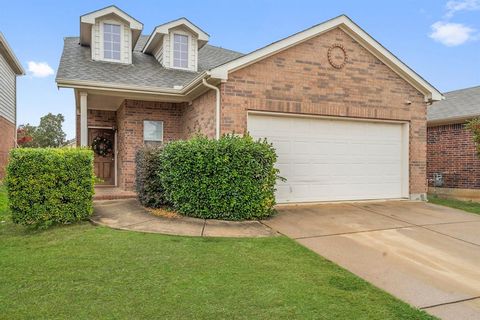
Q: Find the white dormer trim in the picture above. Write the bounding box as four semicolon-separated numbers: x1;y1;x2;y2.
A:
169;30;197;71
142;18;209;54
96;19;129;64
80;6;143;29
80;5;143;49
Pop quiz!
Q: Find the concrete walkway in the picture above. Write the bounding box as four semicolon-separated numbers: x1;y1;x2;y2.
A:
92;199;277;238
263;201;480;320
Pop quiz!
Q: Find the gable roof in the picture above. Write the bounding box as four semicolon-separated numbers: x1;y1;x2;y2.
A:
427;85;480;125
143;18;210;54
209;15;443;102
56;35;243;92
0;32;24;75
80;5;144;48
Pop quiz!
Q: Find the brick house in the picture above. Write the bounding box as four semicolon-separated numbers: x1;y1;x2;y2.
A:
0;32;24;179
56;6;443;203
427;86;480;200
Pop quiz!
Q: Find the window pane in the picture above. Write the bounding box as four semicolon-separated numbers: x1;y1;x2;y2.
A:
173;34;188;68
104;23;121;61
111;24;121;33
144;121;163;142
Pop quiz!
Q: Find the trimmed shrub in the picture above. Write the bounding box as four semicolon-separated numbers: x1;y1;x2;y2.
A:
160;135;281;220
5;148;95;228
135;146;169;208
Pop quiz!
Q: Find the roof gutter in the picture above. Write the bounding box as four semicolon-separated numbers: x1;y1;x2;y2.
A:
56;71;209;96
427;115;478;127
202;77;221;139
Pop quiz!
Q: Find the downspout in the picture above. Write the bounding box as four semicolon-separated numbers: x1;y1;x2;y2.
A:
202;78;221;140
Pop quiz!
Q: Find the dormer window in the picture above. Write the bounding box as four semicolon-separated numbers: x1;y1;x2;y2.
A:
104;23;121;60
173;34;188;69
143;18;209;72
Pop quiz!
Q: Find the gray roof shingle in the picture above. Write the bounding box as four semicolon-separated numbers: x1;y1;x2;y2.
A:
427;86;480;123
56;35;243;89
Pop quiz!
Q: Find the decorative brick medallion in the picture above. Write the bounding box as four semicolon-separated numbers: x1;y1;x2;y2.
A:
327;43;347;69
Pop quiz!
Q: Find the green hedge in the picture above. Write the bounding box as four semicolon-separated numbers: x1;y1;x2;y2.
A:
160;135;280;220
135;146;169;208
5;148;95;228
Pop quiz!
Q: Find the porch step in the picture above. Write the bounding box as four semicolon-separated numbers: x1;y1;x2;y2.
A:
94;187;137;201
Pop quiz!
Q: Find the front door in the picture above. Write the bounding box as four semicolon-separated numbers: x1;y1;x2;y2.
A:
89;128;115;185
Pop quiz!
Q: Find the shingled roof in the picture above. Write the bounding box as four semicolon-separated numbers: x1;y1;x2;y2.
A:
56;35;243;90
427;85;480;125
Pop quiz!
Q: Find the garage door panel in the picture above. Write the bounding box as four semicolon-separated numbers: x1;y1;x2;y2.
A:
248;114;407;203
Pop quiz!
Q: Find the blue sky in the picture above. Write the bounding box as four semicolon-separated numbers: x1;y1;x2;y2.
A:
1;0;479;139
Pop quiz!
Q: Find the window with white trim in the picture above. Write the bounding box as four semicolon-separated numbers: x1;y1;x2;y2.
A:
104;23;121;60
173;34;188;68
143;121;163;142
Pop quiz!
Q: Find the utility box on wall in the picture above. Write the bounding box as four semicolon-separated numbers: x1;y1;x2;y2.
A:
433;173;444;187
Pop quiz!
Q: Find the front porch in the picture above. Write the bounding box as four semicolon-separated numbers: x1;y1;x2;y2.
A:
94;186;136;201
76;90;215;191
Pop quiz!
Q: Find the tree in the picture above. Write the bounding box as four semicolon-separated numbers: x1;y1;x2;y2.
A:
17;124;36;147
17;113;67;148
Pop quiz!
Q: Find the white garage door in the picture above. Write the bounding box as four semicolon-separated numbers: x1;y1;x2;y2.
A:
248;113;408;203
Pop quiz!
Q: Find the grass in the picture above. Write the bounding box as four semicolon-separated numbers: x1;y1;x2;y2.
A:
0;184;435;319
428;194;480;215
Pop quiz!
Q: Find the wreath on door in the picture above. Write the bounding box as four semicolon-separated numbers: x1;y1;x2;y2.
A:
91;136;113;156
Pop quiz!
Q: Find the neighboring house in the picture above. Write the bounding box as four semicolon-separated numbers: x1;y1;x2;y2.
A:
56;6;443;203
64;138;77;148
0;32;24;179
427;85;480;200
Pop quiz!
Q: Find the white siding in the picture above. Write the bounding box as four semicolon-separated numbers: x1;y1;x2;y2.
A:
91;17;131;64
190;34;198;71
153;44;163;65
151;28;199;71
167;30;197;71
162;34;170;68
0;52;16;123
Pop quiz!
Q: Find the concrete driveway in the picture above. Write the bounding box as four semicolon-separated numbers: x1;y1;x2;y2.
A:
263;201;480;320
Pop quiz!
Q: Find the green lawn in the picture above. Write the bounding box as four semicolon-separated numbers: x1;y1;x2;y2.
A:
0;184;434;319
428;195;480;215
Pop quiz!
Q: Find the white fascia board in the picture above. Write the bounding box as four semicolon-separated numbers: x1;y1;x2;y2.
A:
0;32;24;75
80;5;143;30
56;71;207;96
209;15;443;101
143;18;209;53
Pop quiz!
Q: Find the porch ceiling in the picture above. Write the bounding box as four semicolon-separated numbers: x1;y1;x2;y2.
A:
73;82;213;111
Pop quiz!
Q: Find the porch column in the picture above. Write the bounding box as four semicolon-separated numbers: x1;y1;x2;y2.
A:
79;92;88;146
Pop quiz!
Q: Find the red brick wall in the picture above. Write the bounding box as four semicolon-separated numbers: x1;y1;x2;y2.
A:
116;100;184;190
183;90;216;138
220;27;428;196
0;115;15;179
88;110;116;127
427;123;480;189
76;110;117;145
